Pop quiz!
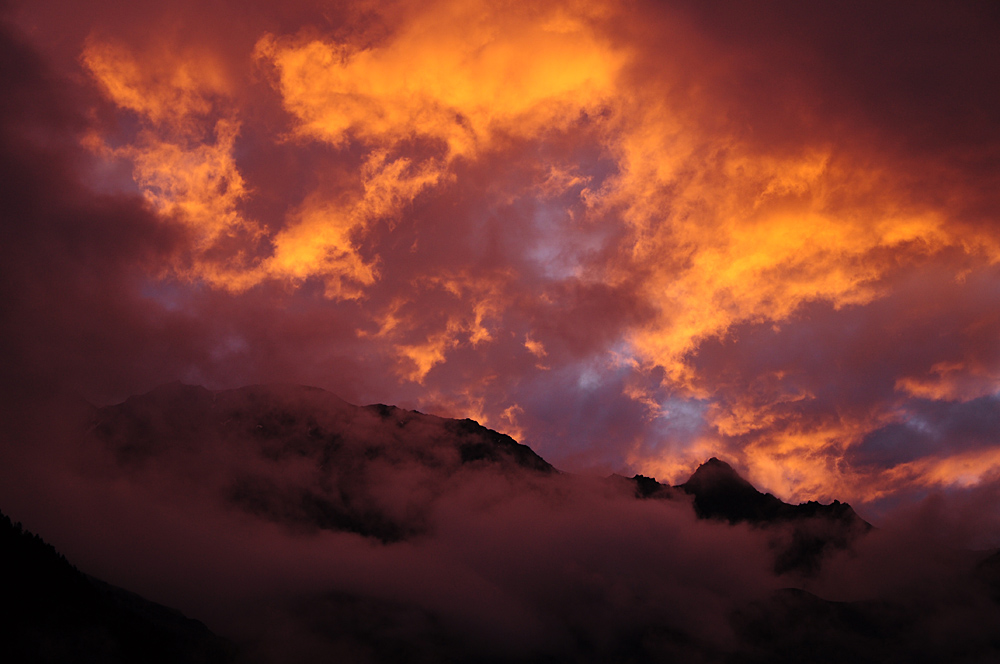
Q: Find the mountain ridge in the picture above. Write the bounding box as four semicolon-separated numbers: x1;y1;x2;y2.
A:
92;383;865;534
8;382;1000;663
87;382;872;575
618;457;872;575
87;382;555;542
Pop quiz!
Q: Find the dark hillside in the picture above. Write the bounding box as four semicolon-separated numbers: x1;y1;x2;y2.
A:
0;510;235;663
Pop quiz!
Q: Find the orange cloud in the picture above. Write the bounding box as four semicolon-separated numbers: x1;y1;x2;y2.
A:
82;36;264;289
86;0;971;345
253;1;624;157
125;120;252;248
263;190;379;299
601;128;955;389
365;273;507;383
878;448;1000;495
739;415;887;503
71;0;1000;509
81;36;230;128
895;361;1000;402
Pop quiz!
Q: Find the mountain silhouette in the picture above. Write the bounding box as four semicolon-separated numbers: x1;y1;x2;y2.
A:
87;384;868;570
93;382;552;474
679;457;870;528
86;383;554;542
620;458;872;575
7;383;1000;663
0;509;235;663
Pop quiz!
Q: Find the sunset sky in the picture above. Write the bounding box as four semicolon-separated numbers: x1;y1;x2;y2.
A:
3;0;1000;521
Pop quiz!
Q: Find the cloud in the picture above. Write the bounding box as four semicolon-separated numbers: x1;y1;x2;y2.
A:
4;0;1000;530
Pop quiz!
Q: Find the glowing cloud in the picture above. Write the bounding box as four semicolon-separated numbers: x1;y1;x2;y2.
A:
54;0;1000;507
253;1;624;156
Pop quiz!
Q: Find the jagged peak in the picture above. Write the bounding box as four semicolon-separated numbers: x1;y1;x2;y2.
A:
630;474;671;498
679;457;757;494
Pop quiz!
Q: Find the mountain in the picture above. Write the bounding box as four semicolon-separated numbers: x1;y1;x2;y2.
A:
87;382;553;542
93;382;552;474
620;458;872;575
678;458;868;528
0;509;235;663
87;384;868;573
7;383;1000;663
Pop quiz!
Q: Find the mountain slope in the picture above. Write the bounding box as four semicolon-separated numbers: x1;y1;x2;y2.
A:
87;382;554;542
0;510;235;663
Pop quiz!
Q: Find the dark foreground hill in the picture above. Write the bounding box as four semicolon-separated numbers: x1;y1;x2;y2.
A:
4;382;999;663
0;510;235;663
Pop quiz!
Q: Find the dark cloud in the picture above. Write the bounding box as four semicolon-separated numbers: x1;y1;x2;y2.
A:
852;395;1000;468
0;11;185;403
666;0;1000;156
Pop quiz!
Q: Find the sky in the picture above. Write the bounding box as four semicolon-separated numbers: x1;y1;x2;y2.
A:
3;0;1000;520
